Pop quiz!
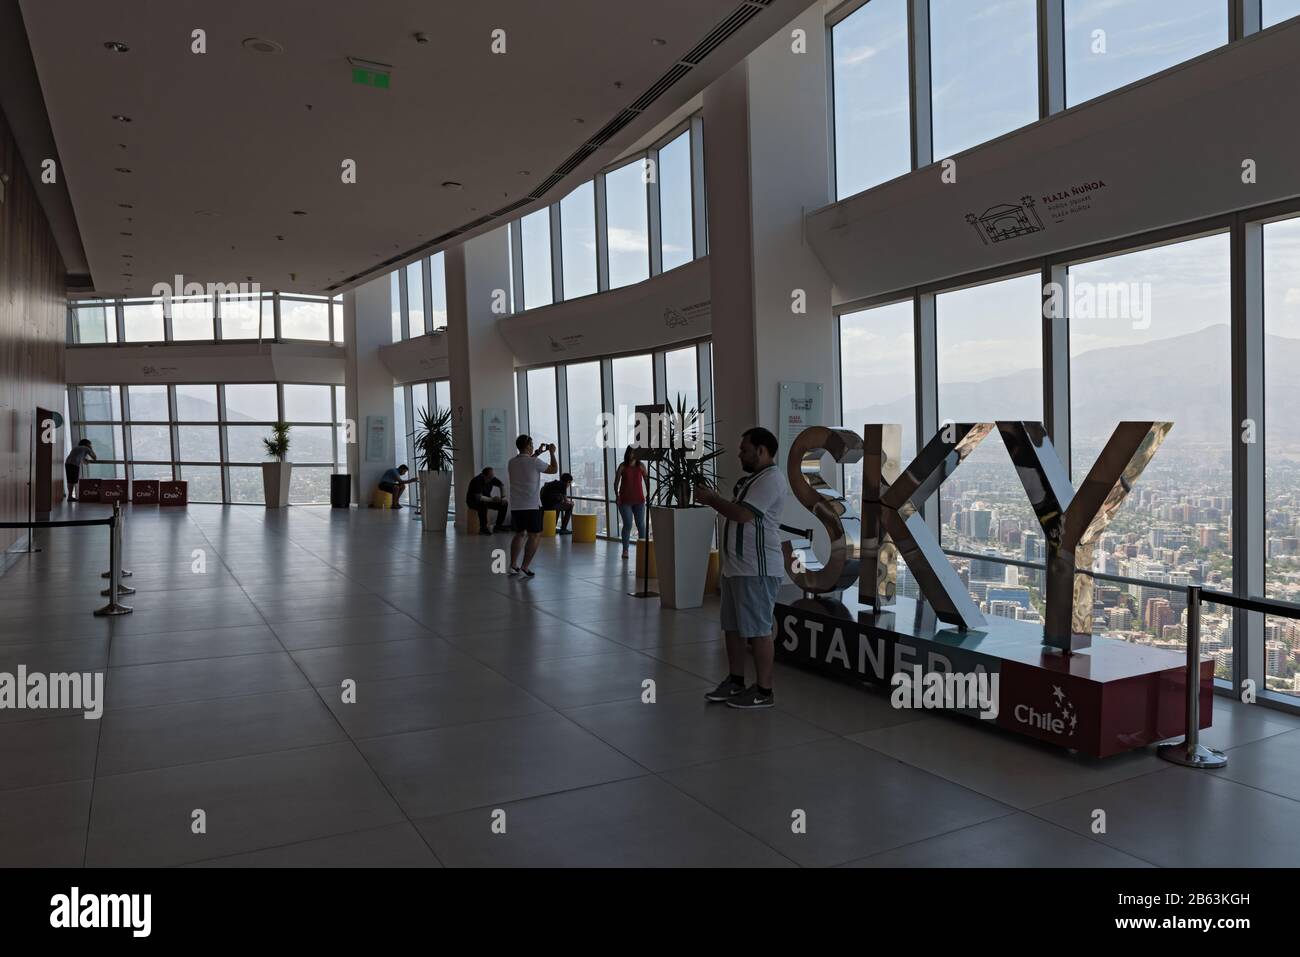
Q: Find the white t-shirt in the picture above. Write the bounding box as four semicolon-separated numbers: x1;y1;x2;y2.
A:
507;452;549;510
720;464;789;579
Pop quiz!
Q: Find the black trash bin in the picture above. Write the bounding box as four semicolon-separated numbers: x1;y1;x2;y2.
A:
330;473;351;508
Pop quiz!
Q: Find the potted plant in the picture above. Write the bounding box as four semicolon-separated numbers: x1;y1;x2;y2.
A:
261;422;292;508
411;405;455;532
648;395;723;609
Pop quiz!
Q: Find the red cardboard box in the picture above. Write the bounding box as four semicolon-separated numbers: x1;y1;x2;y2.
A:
77;479;102;502
132;480;159;505
159;480;188;506
100;479;128;504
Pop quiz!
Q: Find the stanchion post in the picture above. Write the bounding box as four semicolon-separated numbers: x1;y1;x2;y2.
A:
93;503;133;617
1158;584;1224;768
101;503;132;578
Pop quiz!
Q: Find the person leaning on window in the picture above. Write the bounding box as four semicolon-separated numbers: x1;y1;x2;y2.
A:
65;439;97;502
466;466;509;534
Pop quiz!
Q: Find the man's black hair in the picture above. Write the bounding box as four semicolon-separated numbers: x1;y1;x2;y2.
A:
397;464;409;473
516;434;531;452
560;472;572;484
481;466;494;474
742;426;779;458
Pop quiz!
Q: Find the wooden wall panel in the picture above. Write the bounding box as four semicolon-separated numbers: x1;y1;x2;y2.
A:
0;107;67;554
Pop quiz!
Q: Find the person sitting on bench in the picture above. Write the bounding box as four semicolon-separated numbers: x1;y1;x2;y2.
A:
466;466;509;534
541;473;575;535
378;464;415;508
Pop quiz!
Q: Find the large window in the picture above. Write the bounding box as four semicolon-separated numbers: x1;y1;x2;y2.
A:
406;262;424;335
429;253;448;330
1063;0;1227;108
604;159;651;289
520;209;555;310
936;274;1043;574
70;382;346;504
929;0;1038;158
122;299;165;342
69;292;341;344
658;130;694;272
831;0;911;199
72;301;116;344
560;182;598;299
839;301;916;515
391;272;403;342
280;297;330;341
1069;234;1233;661
169;298;214;341
566;361;607;536
526;367;560;450
220;295;273;340
1265;215;1300;695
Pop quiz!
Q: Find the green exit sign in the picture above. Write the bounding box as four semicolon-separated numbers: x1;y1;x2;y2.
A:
351;67;390;89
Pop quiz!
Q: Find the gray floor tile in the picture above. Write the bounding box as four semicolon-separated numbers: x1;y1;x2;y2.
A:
417;776;793;867
497;649;711;710
0;780;92;867
663;738;1012;867
86;742;405;867
848;712;1166;809
321;668;551;738
357;712;646;818
843;812;1153;868
270;613;436;651
1032;766;1300;866
97;688;346;775
291;637;476;686
108;624;281;667
1212;728;1300;802
105;652;309;711
563;689;831;771
188;822;441;867
0;714;100;791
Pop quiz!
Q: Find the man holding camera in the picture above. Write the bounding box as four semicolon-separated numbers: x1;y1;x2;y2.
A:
507;434;558;578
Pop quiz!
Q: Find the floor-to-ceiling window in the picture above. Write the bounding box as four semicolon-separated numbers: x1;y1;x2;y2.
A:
839;300;916;515
1068;234;1233;663
1264;215;1300;696
658;130;695;272
565;361;608;536
936;274;1044;589
71;382;346;505
831;0;911;199
525;367;560;451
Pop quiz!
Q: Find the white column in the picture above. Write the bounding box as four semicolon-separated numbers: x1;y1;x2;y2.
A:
446;226;519;528
704;5;836;499
343;278;396;502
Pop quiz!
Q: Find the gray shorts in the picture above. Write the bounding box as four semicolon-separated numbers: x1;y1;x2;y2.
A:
719;575;782;638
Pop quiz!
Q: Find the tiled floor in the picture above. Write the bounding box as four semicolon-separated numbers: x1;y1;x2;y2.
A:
2;503;1298;867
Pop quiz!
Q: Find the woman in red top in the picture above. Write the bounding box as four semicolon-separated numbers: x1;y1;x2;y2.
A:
614;446;647;559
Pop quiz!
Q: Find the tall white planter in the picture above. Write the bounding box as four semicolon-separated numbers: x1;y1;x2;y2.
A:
262;461;292;508
650;506;716;609
420;471;452;533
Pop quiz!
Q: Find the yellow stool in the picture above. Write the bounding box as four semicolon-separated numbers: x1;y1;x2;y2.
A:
370;488;392;509
705;549;721;595
572;513;597;543
635;538;657;578
466;509;481;533
542;509;557;537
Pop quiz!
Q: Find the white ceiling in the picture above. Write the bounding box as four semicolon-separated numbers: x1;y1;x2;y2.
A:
19;0;807;296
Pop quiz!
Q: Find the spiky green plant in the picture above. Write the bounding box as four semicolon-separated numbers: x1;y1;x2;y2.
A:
411;405;455;472
649;394;723;508
262;422;291;462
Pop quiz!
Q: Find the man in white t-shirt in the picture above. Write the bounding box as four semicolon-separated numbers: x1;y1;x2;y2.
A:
694;426;790;710
506;434;557;578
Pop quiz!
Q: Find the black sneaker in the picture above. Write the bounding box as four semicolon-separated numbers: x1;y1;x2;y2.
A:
521;568;536;578
557;529;572;536
705;677;746;703
479;528;492;535
509;567;521;576
726;686;774;710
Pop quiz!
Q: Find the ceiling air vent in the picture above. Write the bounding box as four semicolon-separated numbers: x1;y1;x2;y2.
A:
682;2;766;65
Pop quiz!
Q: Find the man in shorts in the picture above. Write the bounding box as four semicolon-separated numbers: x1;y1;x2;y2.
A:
507;435;557;578
694;426;790;710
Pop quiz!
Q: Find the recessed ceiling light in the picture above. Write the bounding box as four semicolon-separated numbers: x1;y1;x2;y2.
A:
120;231;133;237
117;203;133;209
114;168;132;174
574;117;585;124
292;210;307;216
651;37;667;46
276;235;285;241
104;41;130;53
242;37;284;54
112;114;132;123
518;170;530;176
442;181;462;190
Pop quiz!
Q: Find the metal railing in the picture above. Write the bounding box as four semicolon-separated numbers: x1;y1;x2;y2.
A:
1;503;133;616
